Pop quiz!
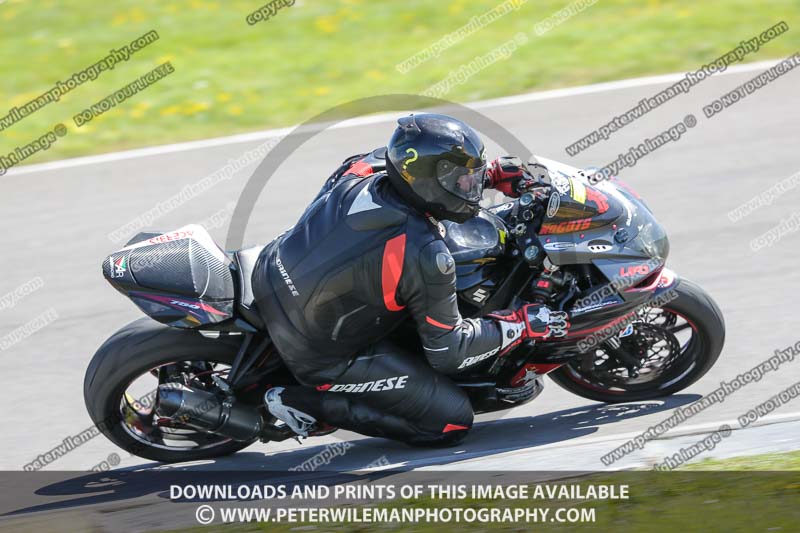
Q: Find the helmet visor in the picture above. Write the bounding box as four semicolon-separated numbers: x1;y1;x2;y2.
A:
436;160;486;203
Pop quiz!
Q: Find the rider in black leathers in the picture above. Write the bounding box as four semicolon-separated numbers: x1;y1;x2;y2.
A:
253;113;569;446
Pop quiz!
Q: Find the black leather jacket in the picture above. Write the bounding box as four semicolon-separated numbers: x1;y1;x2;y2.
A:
254;149;522;382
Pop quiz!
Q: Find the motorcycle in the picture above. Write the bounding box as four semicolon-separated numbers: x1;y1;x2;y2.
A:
84;156;725;463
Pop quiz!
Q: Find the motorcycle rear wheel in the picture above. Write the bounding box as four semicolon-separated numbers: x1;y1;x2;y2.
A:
83;318;256;463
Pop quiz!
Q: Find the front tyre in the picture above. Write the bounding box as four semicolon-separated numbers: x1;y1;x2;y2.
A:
550;278;725;403
83;318;255;463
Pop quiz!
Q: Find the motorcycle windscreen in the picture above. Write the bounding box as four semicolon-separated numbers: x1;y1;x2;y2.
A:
544;173;622;227
442;211;505;262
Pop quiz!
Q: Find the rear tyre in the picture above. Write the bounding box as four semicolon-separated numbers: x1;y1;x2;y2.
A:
83;318;255;463
550;278;725;403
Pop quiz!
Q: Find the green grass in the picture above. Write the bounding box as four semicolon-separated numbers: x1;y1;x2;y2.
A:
1;0;798;162
682;449;800;470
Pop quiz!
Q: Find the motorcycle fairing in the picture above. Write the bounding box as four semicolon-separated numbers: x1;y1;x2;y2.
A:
103;224;235;328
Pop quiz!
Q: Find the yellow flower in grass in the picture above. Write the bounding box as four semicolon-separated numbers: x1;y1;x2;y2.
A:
314;86;331;96
129;101;151;118
129;7;146;22
227;105;243;116
366;70;385;81
92;108;116;122
216;92;232;102
183;102;211;115
160;104;181;116
315;16;339;34
448;1;464;16
190;0;220;10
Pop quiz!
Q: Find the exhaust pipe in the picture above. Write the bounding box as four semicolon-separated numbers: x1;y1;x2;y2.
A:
156;383;264;441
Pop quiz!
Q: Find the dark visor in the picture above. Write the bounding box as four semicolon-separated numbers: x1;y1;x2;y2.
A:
436;160;486;202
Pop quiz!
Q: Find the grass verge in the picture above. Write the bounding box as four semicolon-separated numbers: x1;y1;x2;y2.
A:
1;0;798;163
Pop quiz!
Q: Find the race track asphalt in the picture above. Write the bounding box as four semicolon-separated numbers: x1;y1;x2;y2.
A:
1;62;799;483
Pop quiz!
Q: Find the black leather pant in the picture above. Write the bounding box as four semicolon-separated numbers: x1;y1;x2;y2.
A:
254;241;474;446
279;341;474;446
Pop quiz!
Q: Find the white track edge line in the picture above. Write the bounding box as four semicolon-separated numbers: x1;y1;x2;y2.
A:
4;59;781;177
370;411;800;471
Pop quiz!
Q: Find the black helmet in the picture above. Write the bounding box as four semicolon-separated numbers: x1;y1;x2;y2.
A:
386;113;486;223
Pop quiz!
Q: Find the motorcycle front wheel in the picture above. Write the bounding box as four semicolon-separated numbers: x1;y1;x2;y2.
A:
549;278;725;403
